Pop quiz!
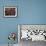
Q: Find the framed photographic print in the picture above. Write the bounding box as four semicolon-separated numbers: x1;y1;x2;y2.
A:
4;6;17;17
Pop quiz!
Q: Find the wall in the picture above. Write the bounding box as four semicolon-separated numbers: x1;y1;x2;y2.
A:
0;0;46;44
0;0;18;44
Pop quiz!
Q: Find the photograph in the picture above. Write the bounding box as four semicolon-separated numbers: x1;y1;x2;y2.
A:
4;6;17;17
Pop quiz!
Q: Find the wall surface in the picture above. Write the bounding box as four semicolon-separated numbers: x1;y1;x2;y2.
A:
0;0;46;45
